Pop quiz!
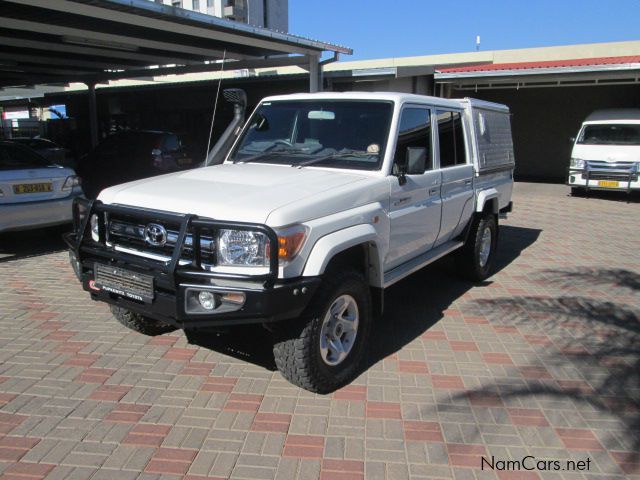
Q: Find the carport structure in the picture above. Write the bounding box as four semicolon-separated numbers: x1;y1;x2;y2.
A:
0;0;351;146
434;55;640;180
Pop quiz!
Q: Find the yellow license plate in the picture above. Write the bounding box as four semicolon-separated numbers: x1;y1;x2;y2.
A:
13;183;53;194
598;180;619;188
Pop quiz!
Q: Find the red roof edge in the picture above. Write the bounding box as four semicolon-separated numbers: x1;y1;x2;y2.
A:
437;55;640;74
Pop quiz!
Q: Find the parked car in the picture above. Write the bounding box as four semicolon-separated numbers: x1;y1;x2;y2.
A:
10;137;72;168
0;140;82;233
568;109;640;195
78;130;195;199
66;91;514;392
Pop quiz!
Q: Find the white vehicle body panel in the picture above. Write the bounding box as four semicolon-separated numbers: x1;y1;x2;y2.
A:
0;165;81;232
96;92;515;287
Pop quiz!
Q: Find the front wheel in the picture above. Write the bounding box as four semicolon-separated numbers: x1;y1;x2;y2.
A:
110;305;175;336
456;213;498;282
272;269;371;393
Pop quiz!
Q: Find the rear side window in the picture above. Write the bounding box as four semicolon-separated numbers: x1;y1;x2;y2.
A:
0;143;52;170
394;107;433;173
437;110;467;168
162;134;182;152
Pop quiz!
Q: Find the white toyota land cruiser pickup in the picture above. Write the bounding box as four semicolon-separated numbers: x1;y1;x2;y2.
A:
66;91;515;393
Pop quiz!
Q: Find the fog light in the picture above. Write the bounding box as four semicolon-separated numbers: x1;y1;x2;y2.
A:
198;291;217;310
570;175;576;183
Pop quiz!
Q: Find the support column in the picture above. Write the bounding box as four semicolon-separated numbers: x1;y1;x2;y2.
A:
309;55;321;93
87;82;98;148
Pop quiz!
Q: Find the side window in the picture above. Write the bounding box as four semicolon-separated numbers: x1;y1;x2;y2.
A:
436;110;467;168
393;107;432;174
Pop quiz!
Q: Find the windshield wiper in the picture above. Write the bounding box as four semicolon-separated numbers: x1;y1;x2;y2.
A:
295;150;376;168
234;148;309;164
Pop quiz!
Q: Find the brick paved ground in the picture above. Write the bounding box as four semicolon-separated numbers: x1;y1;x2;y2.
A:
0;183;638;479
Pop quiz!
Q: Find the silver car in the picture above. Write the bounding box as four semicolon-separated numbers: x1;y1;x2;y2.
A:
0;141;83;232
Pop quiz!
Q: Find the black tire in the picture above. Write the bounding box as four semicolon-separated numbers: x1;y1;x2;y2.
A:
110;305;175;336
456;213;498;282
570;187;585;197
272;269;371;394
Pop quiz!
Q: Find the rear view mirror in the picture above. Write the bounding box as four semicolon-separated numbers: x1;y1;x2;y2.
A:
308;110;335;120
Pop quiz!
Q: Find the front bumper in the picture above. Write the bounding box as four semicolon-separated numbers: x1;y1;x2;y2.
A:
0;191;82;233
567;166;640;192
65;199;320;329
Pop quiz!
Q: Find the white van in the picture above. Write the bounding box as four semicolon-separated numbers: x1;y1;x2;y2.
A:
568;109;640;194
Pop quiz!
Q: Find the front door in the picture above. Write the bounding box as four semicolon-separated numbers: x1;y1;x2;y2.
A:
386;106;442;270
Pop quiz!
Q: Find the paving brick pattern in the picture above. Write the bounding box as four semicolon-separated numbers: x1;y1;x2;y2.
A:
0;183;638;479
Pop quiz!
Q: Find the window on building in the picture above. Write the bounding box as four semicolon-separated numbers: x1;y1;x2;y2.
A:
193;0;200;10
394;107;433;174
436;110;466;168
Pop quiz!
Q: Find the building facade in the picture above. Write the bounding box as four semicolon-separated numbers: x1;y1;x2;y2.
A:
153;0;288;32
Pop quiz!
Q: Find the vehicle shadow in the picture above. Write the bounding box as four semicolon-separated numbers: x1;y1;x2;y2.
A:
364;225;541;369
0;225;70;264
571;189;640;203
427;268;640;470
187;225;542;378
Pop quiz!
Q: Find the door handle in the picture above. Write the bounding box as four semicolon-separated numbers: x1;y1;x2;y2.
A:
393;196;411;206
429;188;439;195
464;179;472;185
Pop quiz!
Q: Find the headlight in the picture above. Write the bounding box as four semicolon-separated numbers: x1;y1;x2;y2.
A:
216;225;308;268
90;214;100;242
62;175;82;191
217;229;270;266
570;158;585;169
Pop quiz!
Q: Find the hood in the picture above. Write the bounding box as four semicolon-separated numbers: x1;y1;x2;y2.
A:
572;144;640;163
98;163;371;224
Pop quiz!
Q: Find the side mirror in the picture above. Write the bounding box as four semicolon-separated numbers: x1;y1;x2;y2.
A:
406;147;427;174
395;156;408;186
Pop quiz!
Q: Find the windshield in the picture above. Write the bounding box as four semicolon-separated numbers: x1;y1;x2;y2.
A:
230;100;393;170
0;143;53;170
578;124;640;146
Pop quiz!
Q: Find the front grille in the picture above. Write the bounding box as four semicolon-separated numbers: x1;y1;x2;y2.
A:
94;264;154;301
106;217;216;265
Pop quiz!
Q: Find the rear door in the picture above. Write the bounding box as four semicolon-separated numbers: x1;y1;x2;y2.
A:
386;105;442;270
433;109;474;247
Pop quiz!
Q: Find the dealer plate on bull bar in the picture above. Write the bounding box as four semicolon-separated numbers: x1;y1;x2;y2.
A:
94;263;154;303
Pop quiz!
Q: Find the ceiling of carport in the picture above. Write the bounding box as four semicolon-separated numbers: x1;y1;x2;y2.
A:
0;0;351;89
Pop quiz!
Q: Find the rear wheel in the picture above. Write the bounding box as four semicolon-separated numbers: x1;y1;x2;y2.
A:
110;305;175;336
272;269;371;393
456;213;497;282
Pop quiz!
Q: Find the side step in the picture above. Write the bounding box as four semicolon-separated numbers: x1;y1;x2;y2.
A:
383;240;464;288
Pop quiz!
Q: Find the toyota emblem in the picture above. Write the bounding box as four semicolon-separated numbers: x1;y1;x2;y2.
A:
144;223;167;246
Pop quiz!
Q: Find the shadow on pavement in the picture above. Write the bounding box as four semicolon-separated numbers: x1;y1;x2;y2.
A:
570;189;640;203
431;268;640;469
0;225;70;264
188;225;542;380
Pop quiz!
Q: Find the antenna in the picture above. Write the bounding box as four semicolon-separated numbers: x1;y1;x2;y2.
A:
476;35;481;51
205;49;227;163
